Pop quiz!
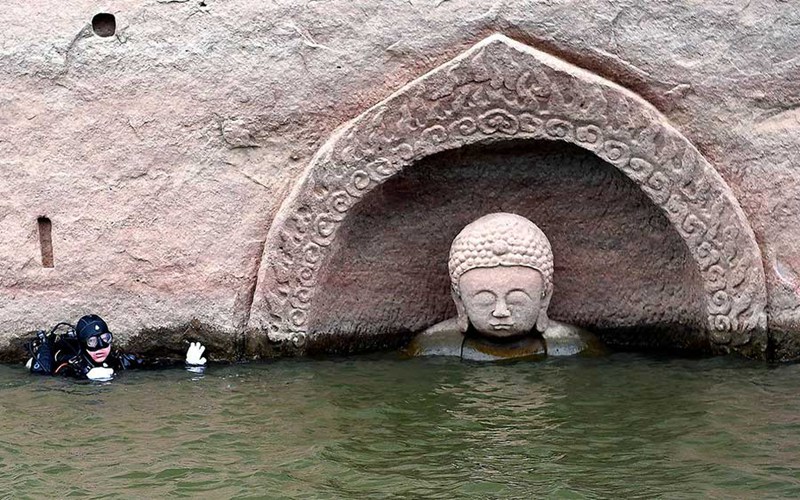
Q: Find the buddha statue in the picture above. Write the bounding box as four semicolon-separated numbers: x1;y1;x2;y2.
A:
405;213;604;361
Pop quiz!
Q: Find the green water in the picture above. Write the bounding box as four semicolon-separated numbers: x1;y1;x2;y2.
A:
1;354;799;498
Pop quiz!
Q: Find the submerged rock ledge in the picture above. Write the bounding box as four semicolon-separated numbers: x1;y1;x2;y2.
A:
0;322;734;364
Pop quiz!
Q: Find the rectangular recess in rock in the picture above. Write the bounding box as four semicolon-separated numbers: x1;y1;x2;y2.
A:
37;217;54;268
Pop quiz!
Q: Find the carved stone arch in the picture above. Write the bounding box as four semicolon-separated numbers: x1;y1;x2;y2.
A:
250;34;768;357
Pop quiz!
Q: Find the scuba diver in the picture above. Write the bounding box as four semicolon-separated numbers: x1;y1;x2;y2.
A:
25;314;207;381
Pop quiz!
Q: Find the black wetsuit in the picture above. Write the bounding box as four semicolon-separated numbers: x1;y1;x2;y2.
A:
47;337;176;379
52;349;151;379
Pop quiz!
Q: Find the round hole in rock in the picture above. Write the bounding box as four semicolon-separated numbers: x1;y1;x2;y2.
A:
310;140;706;351
91;13;116;37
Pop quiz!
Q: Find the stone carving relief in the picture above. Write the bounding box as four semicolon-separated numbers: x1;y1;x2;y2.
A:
250;34;768;357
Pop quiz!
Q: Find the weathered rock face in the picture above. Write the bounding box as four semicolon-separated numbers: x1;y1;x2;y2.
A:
1;1;798;360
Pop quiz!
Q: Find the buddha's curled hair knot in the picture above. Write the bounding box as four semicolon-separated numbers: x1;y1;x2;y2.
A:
448;213;553;296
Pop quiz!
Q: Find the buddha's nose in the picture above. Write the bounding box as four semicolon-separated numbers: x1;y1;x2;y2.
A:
492;300;511;318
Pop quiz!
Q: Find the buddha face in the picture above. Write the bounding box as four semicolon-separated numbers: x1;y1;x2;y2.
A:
457;266;544;338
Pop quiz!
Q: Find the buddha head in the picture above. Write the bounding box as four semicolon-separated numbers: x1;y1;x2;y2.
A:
448;213;554;338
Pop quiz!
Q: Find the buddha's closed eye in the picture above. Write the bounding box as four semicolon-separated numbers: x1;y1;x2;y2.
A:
507;290;532;305
472;291;496;306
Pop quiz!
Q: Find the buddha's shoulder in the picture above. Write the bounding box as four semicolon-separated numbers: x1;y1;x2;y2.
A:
543;320;606;356
403;318;464;357
403;319;606;358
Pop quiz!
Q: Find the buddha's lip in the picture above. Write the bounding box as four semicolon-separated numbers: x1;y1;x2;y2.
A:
490;323;514;329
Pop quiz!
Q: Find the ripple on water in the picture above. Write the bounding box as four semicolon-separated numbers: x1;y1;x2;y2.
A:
0;355;799;497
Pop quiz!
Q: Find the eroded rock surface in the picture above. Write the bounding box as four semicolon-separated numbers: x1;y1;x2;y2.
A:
1;1;798;360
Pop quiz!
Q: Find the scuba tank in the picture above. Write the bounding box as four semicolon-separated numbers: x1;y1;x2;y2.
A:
25;322;81;375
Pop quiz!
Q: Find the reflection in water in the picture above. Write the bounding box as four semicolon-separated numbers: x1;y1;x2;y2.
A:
0;355;799;497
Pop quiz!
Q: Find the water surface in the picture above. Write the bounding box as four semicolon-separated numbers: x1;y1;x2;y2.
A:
1;354;799;498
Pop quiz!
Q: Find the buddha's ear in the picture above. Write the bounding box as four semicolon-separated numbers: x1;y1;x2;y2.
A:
536;289;552;333
536;309;550;333
452;290;469;333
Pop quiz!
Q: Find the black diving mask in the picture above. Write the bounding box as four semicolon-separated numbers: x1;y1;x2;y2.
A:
84;332;113;351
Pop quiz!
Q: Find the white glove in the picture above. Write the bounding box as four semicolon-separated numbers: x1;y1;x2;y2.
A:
87;366;114;381
185;342;207;366
25;358;33;370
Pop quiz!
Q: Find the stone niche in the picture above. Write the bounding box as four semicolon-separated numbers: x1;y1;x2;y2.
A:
313;140;706;352
250;35;768;358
